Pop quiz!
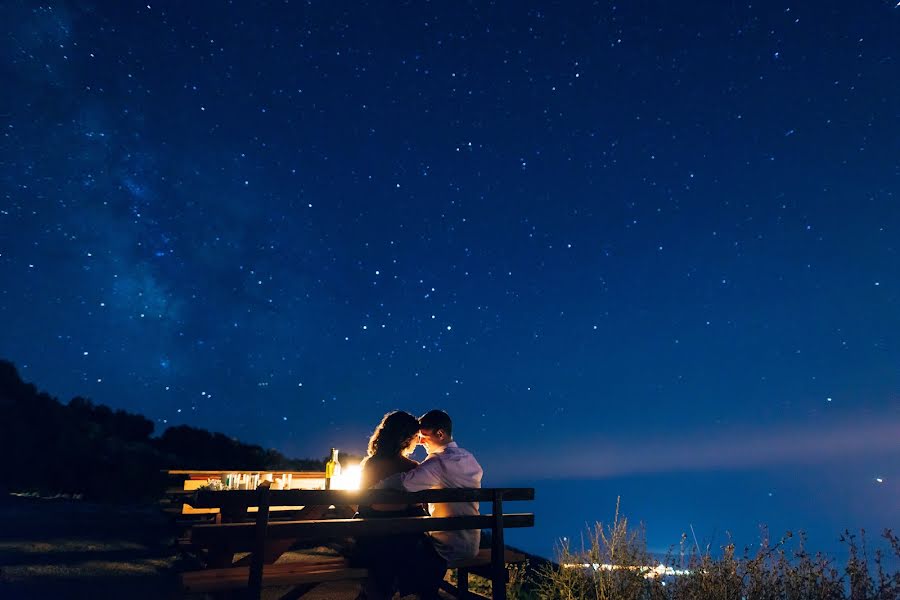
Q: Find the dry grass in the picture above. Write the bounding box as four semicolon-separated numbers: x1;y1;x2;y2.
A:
531;500;899;600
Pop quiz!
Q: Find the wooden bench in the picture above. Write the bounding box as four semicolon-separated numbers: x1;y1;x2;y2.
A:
181;485;534;600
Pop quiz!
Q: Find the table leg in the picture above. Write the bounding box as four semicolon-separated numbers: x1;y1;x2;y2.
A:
458;567;470;599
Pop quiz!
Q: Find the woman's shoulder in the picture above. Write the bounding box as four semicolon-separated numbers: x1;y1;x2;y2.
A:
361;454;418;482
361;454;401;469
360;455;384;475
363;454;417;467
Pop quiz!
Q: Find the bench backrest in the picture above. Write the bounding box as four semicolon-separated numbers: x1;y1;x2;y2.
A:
189;486;534;511
192;512;534;545
189;486;534;545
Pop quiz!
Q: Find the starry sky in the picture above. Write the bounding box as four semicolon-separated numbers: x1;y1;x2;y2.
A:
2;1;898;558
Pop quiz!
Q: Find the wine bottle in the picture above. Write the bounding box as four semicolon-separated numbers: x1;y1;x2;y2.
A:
324;447;341;490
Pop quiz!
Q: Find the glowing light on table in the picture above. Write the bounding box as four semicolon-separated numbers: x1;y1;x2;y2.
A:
330;464;362;490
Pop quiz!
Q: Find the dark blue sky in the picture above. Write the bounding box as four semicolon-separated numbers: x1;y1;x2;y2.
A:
2;1;897;558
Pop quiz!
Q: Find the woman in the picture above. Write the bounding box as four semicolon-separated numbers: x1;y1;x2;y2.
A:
355;410;426;600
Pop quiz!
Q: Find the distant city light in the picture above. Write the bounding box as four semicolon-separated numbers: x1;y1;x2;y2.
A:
563;563;691;579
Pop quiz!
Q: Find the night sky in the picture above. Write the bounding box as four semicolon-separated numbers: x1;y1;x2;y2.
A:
2;1;898;558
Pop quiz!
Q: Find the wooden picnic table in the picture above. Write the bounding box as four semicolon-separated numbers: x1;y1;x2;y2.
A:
163;469;327;519
167;470;327;493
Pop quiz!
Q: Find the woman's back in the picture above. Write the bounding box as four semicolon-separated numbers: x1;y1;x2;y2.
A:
359;454;419;514
354;410;427;598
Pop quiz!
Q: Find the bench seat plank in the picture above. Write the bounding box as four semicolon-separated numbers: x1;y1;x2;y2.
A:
189;487;534;511
183;562;367;592
192;513;534;546
451;548;527;568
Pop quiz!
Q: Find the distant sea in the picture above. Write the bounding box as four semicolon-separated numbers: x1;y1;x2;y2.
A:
491;467;897;565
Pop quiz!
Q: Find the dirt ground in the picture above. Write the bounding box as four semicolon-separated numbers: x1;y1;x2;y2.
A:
0;493;181;599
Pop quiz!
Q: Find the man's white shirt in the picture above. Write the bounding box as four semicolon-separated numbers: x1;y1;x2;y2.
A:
376;441;483;563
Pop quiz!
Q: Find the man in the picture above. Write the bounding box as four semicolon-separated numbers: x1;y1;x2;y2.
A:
376;409;483;598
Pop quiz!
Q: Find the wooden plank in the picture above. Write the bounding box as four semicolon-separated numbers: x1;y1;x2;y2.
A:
192;513;534;546
248;482;272;600
166;470;325;478
189;487;534;509
457;568;470;598
183;563;361;582
185;558;347;582
181;506;220;515
451;548;527;569
491;492;507;600
182;563;367;592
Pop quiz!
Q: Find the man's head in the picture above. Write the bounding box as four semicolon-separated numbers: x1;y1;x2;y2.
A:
418;409;453;454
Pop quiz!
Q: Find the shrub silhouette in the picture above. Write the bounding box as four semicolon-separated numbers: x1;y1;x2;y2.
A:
533;500;899;600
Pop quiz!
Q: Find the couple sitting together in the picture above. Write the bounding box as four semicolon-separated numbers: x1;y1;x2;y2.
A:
354;409;483;600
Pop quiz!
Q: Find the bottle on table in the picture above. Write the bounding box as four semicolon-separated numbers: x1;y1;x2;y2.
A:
325;447;341;490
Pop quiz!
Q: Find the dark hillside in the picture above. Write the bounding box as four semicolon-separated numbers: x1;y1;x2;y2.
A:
0;359;325;502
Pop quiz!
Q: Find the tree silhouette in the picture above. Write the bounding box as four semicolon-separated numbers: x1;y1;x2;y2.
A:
0;359;326;502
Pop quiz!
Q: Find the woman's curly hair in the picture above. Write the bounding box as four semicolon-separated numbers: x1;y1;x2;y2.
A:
367;410;420;458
